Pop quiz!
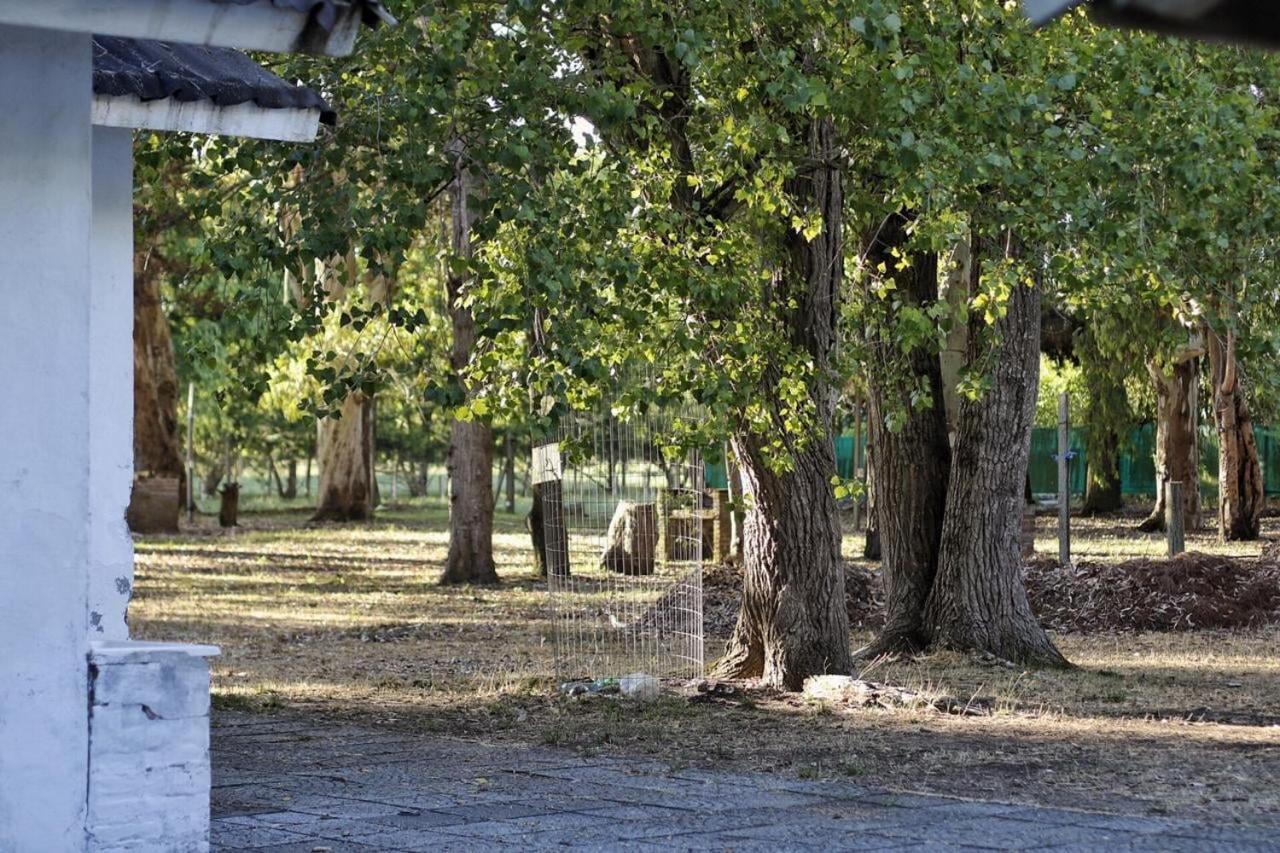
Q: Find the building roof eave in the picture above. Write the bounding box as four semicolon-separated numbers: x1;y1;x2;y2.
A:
0;0;394;57
91;36;331;140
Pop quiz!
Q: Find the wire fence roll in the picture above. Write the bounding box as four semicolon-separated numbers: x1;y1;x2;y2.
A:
537;406;706;682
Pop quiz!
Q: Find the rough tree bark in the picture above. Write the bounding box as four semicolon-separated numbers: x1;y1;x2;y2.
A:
712;116;852;690
313;393;375;522
862;212;950;655
923;236;1067;667
1081;428;1123;516
440;152;498;585
131;257;184;529
1138;352;1201;533
1207;328;1263;541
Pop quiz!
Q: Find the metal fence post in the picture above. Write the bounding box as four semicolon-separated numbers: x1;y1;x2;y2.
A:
1058;392;1070;564
1167;480;1185;557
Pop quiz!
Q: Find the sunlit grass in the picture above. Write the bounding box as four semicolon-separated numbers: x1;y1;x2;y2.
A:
129;503;1280;823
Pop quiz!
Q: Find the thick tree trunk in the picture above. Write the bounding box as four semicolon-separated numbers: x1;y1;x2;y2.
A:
312;393;375;522
1138;355;1201;532
712;116;852;690
440;152;498;585
442;417;498;584
131;260;184;530
863;212;949;655
924;242;1066;667
1080;348;1126;516
716;433;852;689
1081;429;1123;516
1207;329;1263;541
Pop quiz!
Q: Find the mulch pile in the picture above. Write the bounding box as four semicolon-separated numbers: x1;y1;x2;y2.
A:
1024;552;1280;633
703;550;1280;637
702;561;882;636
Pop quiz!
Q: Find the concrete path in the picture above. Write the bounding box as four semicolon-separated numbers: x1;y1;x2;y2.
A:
212;712;1278;852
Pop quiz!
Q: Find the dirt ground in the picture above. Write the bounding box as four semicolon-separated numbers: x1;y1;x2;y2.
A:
131;504;1280;826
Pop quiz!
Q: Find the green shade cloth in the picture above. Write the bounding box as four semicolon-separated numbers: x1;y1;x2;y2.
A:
706;425;1280;499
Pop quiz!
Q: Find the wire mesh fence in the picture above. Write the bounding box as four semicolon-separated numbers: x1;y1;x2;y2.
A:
536;408;706;682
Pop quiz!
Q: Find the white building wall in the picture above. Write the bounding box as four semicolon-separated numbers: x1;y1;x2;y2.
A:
0;24;94;852
89;126;136;642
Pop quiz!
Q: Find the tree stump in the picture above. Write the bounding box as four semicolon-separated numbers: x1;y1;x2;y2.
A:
219;483;240;528
126;475;180;534
599;501;658;576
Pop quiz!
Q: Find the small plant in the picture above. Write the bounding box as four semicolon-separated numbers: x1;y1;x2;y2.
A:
838;761;867;778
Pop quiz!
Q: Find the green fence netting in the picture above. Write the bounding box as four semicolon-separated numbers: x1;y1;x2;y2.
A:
706;425;1280;498
703;435;867;490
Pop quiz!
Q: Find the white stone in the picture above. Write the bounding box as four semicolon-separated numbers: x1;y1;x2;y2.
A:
87;643;216;853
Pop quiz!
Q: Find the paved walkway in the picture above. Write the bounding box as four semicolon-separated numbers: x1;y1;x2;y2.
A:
212;712;1278;852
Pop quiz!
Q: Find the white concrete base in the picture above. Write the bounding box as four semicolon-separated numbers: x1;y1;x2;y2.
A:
87;641;219;853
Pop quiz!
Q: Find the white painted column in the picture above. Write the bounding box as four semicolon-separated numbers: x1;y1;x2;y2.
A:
0;24;94;852
89;126;136;641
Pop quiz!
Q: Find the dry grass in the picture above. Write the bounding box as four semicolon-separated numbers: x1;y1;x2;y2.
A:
131;501;1280;825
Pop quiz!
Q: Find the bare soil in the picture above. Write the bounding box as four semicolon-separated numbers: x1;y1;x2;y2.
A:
131;503;1280;826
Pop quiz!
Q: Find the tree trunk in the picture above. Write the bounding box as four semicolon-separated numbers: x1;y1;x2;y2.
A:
283;459;298;500
1207;329;1263;541
442;417;498;584
862;212;950;655
202;461;224;498
440;151;498;585
712;116;852;690
409;460;427;497
266;453;284;498
312;393;375;522
862;438;881;560
131;259;184;529
504;432;517;513
1079;344;1127;516
923;240;1066;668
528;482;549;576
1138;355;1201;532
1082;431;1123;516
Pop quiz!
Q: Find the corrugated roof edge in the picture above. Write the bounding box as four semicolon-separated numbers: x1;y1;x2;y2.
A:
93;36;336;126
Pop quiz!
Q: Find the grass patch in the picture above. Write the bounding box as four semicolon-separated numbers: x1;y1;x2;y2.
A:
132;505;1280;825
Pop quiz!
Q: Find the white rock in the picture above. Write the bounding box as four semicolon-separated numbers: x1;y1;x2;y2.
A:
619;672;660;699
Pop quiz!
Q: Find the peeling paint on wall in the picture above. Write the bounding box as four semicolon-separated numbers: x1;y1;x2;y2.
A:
86;644;214;853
